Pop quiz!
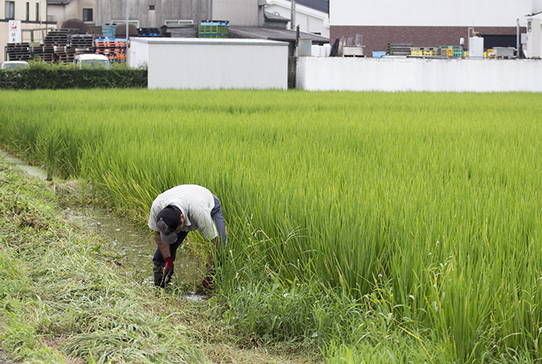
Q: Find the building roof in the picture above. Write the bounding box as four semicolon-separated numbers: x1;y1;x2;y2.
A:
229;26;329;44
286;0;328;14
264;11;290;23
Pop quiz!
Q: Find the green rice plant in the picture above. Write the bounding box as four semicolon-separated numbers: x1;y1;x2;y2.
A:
1;90;541;363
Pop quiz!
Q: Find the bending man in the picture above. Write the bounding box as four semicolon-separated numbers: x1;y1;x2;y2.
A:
148;184;226;289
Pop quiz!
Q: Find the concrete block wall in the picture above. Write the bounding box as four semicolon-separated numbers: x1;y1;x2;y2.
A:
296;57;542;92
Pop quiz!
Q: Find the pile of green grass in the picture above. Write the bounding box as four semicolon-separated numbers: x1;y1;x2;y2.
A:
1;89;541;362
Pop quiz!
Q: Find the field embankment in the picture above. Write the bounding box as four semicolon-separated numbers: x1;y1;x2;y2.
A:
1;89;542;363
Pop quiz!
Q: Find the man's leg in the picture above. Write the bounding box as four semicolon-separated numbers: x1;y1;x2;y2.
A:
152;231;188;287
211;194;227;245
203;195;227;290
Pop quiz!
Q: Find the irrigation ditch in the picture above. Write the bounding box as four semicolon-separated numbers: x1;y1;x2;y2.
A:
0;149;204;294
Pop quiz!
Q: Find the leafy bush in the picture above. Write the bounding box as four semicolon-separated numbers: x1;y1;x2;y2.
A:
0;62;146;90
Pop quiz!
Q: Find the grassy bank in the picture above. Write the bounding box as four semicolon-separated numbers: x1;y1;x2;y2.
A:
1;89;542;362
0;160;313;363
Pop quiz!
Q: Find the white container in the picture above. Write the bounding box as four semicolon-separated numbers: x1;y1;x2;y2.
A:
130;38;289;90
468;37;484;59
342;46;364;57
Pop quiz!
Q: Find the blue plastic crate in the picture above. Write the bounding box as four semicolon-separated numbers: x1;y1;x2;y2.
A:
200;21;229;26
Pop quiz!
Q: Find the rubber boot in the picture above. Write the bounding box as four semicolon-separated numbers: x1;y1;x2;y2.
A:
153;264;164;287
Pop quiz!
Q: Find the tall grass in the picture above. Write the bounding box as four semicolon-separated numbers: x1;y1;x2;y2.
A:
1;89;541;362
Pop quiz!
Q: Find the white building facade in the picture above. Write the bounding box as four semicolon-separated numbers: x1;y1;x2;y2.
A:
265;0;329;37
1;0;50;62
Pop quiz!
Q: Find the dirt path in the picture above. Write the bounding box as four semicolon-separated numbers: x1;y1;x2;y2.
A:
0;351;16;364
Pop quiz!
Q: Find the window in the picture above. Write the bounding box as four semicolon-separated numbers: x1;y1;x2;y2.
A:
83;8;93;21
148;5;155;10
35;2;39;21
26;2;29;21
5;1;15;20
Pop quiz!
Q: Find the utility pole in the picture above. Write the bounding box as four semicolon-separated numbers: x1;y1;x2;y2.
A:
290;0;296;30
126;0;129;41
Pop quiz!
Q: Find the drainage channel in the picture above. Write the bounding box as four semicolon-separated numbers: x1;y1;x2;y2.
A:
1;150;206;299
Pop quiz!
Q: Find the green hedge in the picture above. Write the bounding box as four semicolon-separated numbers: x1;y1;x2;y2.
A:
0;68;147;90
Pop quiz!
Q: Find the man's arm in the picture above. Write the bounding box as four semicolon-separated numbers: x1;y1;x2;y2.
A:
155;231;171;259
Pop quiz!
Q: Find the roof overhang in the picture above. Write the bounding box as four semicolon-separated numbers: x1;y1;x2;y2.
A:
229;26;329;44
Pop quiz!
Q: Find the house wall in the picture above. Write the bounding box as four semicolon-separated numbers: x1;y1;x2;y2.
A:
296;56;542;92
1;0;49;62
1;0;47;21
130;38;288;90
48;0;95;27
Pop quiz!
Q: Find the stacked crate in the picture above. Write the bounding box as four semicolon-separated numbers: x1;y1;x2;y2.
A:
30;44;55;63
6;43;31;61
198;21;229;38
102;24;116;38
43;29;78;46
137;28;161;37
71;34;95;53
439;45;463;58
44;29;81;64
5;29;97;64
94;38;127;63
387;43;414;56
410;47;438;56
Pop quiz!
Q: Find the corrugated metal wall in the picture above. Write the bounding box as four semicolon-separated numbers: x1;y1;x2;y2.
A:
130;38;288;90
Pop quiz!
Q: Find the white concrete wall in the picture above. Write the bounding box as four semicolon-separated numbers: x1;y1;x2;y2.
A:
296;57;542;92
130;38;289;90
331;0;532;27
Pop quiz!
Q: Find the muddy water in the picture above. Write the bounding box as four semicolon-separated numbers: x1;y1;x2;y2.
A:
1;150;204;290
62;206;203;286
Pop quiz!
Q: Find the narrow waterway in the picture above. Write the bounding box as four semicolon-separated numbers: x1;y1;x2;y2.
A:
0;150;204;293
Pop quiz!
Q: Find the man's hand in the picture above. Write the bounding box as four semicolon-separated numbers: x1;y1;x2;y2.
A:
163;256;174;284
202;275;214;291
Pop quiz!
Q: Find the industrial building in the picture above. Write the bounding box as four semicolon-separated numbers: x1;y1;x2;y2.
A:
1;0;329;63
330;0;541;58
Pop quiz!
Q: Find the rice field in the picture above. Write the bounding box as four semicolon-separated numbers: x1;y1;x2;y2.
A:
1;89;541;362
